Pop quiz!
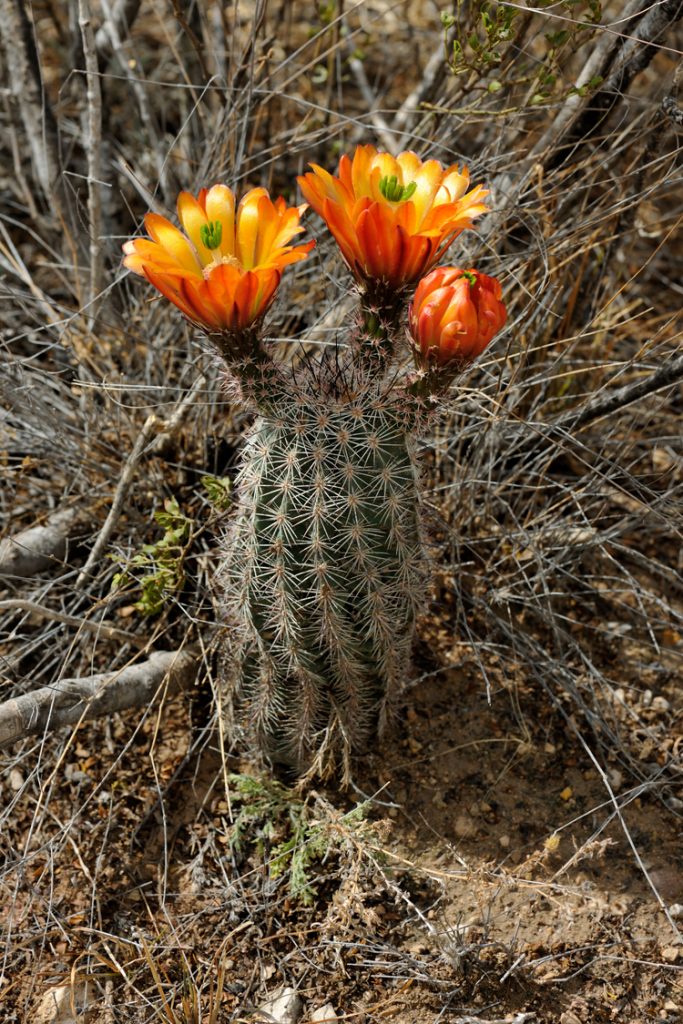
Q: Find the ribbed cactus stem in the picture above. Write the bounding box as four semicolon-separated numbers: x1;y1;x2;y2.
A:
221;362;426;779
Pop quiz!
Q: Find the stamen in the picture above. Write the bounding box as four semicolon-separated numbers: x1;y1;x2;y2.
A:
200;220;223;250
379;175;417;203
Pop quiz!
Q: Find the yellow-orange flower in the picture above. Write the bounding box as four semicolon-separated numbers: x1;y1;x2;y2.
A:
123;185;314;332
297;145;489;290
409;266;506;368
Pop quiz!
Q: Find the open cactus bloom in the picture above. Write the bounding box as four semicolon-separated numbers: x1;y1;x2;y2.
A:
297;144;489;293
409;266;507;372
122;185;314;332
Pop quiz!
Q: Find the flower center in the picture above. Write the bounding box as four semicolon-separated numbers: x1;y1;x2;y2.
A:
200;220;223;250
379;175;417;203
203;252;242;277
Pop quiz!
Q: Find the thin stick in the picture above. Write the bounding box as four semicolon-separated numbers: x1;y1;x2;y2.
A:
0;599;142;647
152;375;207;457
78;0;104;320
559;350;683;434
76;414;158;588
0;649;197;749
0;0;61;201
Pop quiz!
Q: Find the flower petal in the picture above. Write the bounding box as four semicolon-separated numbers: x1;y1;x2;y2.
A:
144;213;202;276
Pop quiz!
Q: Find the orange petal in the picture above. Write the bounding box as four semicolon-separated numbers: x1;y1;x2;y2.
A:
180;275;225;330
322;198;361;270
144;267;202;322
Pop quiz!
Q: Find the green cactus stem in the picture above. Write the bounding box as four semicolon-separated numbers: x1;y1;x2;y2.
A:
220;358;426;781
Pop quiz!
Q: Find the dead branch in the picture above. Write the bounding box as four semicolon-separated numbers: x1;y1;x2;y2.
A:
95;0;143;66
496;349;683;466
0;599;142;647
557;349;683;435
78;0;105;320
152;375;207;457
550;0;683;167
0;0;61;202
0;648;198;748
0;507;81;581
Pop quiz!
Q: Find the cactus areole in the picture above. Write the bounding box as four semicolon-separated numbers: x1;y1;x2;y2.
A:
123;146;507;780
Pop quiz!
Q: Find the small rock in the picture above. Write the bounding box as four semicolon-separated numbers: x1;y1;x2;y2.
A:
499;834;511;849
9;768;23;792
668;903;683;919
309;1005;337;1023
661;946;682;963
454;814;477;839
258;986;303;1024
651;696;671;712
650;866;683;902
642;689;653;708
607;768;624;792
32;984;91;1023
665;796;683;812
664;999;679;1012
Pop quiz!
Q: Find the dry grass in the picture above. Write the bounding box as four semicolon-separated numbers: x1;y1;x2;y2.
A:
1;1;682;1020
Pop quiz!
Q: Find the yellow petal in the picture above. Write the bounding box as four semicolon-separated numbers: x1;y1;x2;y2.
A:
396;151;422;181
439;166;470;203
205;184;236;258
144;213;202;276
351;145;376;198
236;188;267;269
410;160;444;226
177;191;214;267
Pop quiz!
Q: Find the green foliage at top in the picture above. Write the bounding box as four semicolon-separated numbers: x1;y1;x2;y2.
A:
227;773;372;905
112;497;191;616
442;0;515;73
441;0;603;106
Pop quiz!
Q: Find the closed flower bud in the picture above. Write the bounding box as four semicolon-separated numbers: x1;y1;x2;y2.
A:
409;266;506;369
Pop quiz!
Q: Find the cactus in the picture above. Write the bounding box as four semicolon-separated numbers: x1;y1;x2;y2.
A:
220;349;426;776
123;145;507;780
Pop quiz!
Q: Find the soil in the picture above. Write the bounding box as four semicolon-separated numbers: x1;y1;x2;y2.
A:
3;638;682;1024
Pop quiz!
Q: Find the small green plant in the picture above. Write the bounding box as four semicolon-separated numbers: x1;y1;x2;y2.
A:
441;0;603;106
442;1;516;76
112;497;191;616
200;474;232;511
227;773;371;905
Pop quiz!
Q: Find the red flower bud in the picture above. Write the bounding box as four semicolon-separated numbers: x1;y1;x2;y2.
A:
409;266;506;369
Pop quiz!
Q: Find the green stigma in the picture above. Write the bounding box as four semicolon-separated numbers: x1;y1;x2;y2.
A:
379;175;417;203
200;220;223;250
458;270;478;287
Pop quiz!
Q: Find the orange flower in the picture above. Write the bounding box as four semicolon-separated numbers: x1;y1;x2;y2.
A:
123;185;314;331
297;145;489;290
409;266;506;368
